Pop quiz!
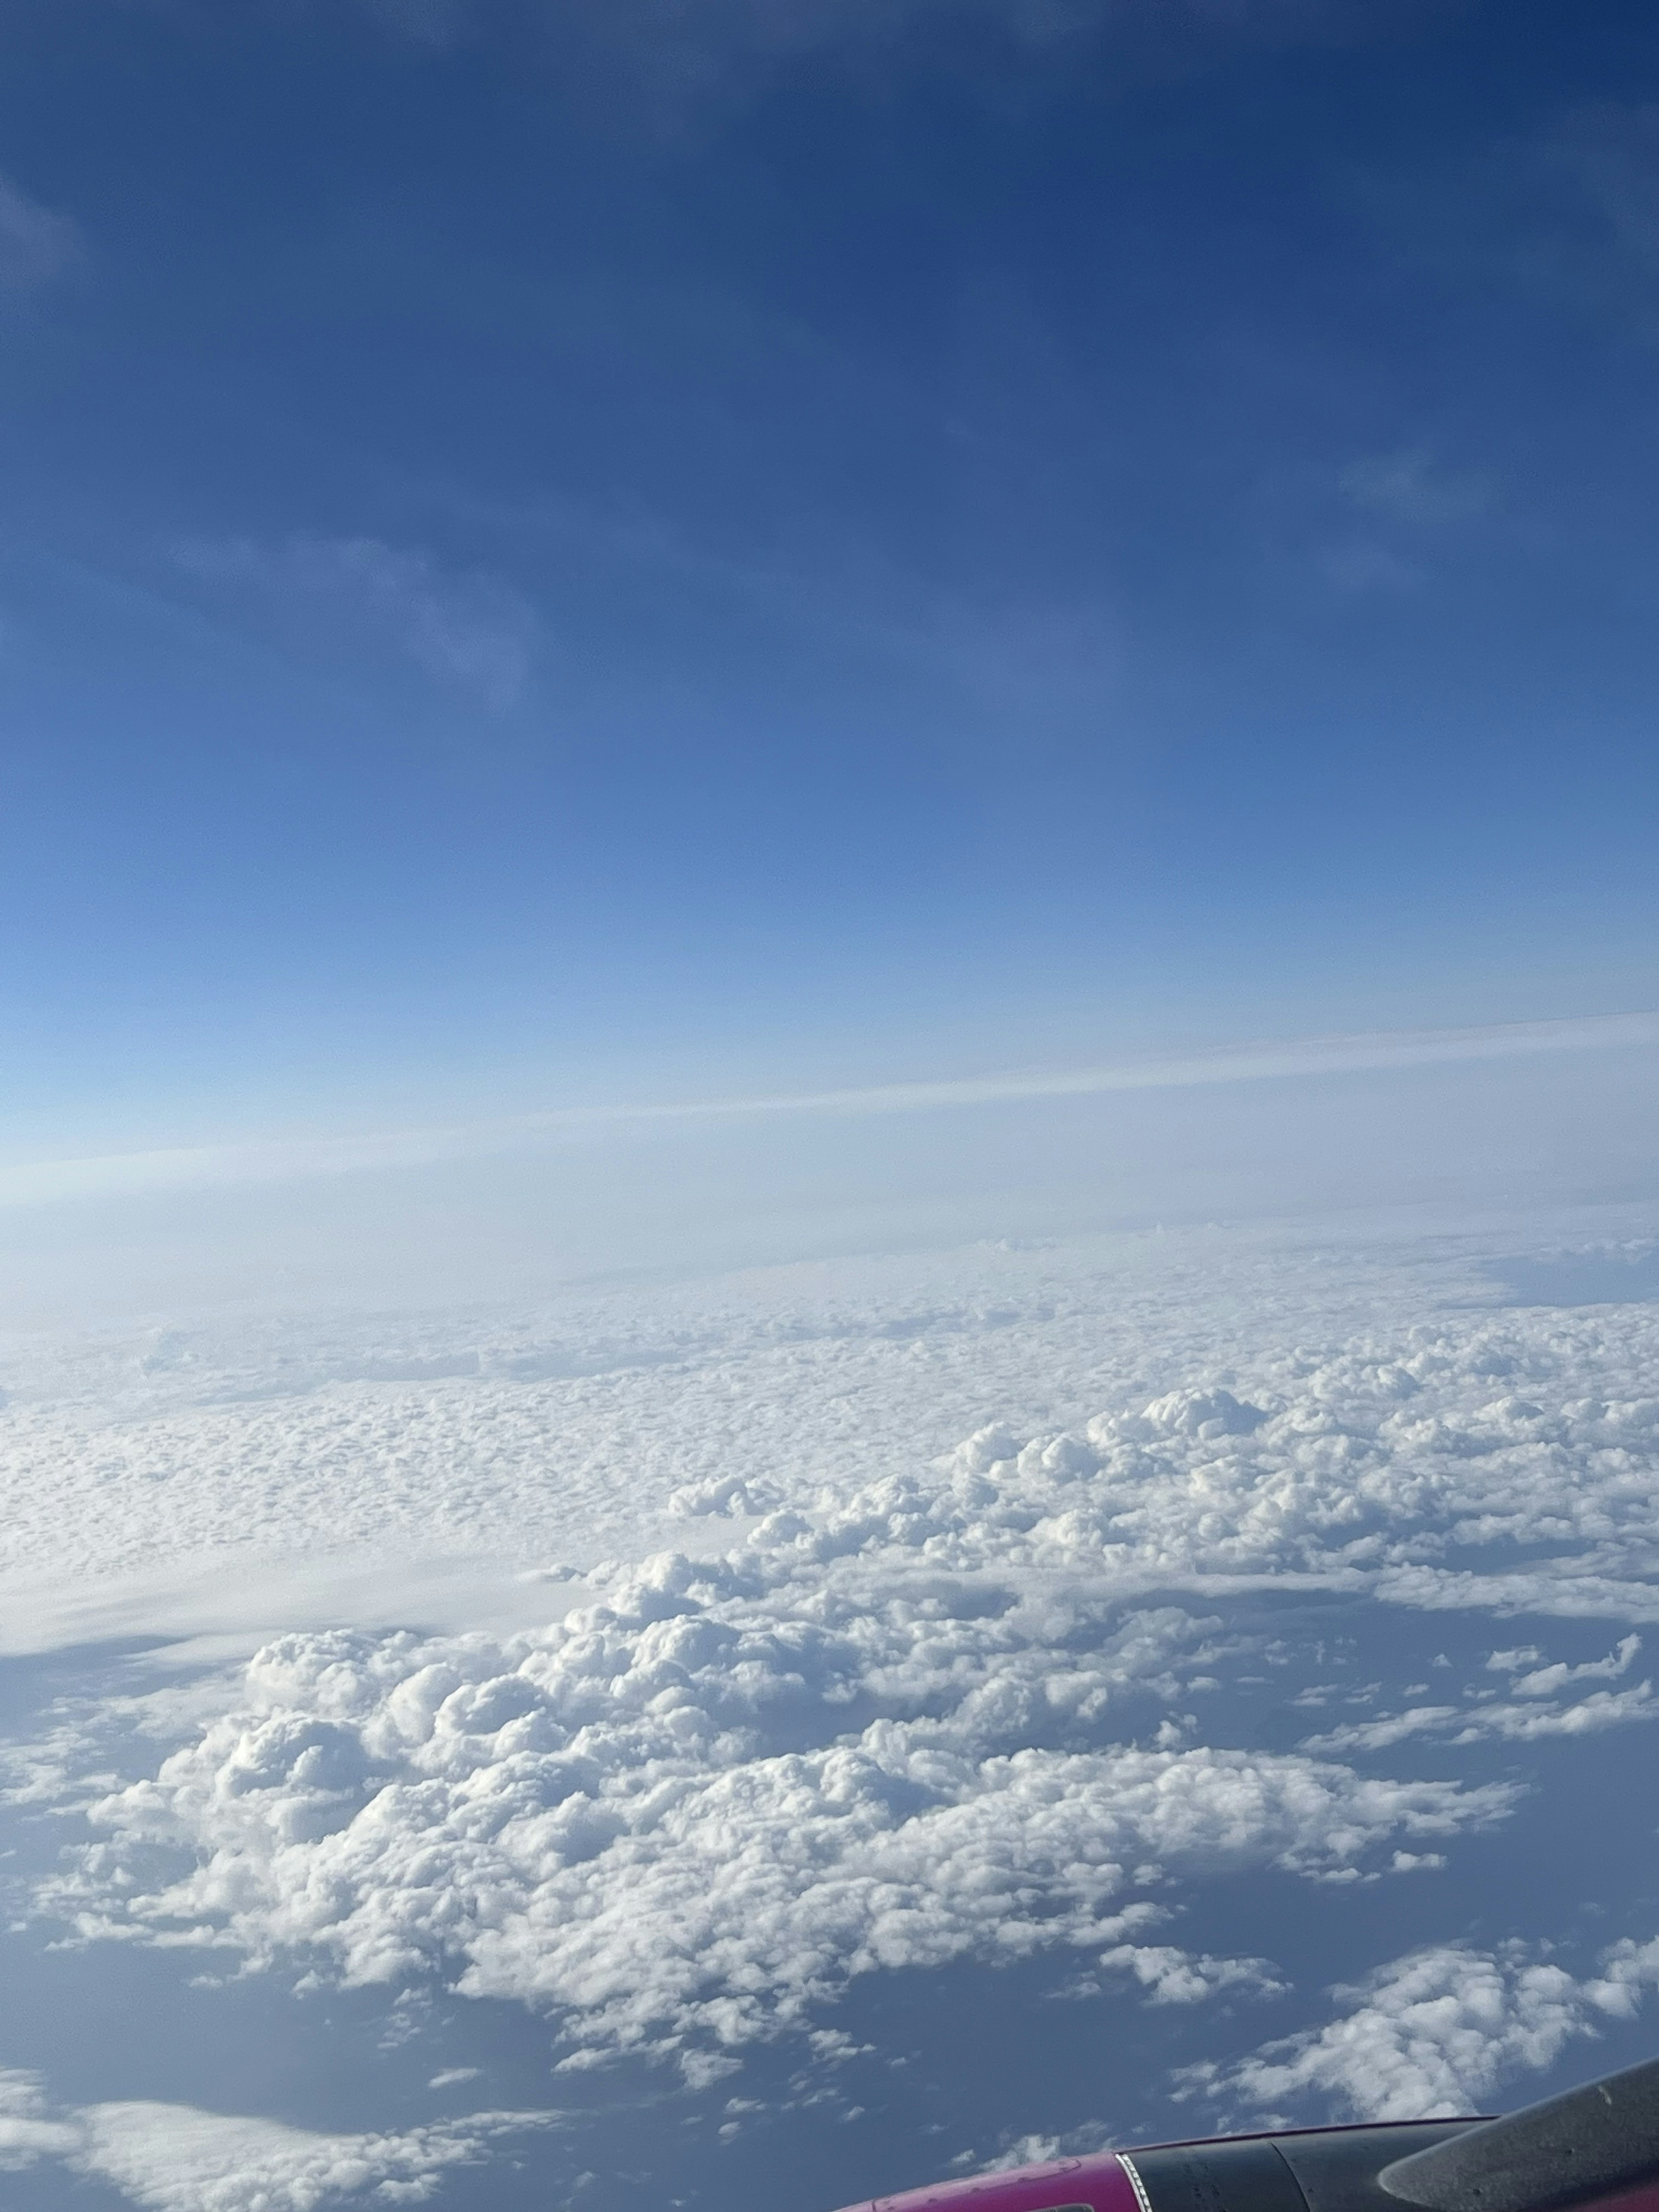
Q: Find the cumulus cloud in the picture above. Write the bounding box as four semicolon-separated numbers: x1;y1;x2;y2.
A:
10;1233;1659;1627
923;1339;1659;1599
668;1471;785;1517
1056;1940;1287;2007
49;1517;1512;2073
13;1224;1659;2150
0;174;82;291
1177;1939;1659;2127
172;534;539;709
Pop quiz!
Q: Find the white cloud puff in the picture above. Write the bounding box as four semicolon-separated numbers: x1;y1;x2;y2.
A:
14;1227;1659;2120
1300;1636;1656;1750
1068;1942;1287;2006
0;2070;80;2170
74;2102;475;2211
1178;1939;1659;2126
0;2071;552;2210
52;1519;1512;2072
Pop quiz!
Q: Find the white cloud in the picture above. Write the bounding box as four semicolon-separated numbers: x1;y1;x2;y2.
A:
11;1218;1659;2158
1177;1939;1659;2127
1070;1942;1286;2006
1300;1638;1657;1751
75;2102;474;2212
1503;1634;1643;1695
172;534;538;709
0;2070;79;2170
1303;1681;1658;1750
47;1501;1511;2071
974;2131;1064;2170
8;1238;1659;1654
0;2071;554;2210
0;175;81;291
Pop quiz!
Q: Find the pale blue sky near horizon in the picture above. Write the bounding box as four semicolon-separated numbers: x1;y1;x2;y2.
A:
3;0;1659;1170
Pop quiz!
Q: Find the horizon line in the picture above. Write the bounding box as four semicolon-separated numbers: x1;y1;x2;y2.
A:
3;1006;1656;1207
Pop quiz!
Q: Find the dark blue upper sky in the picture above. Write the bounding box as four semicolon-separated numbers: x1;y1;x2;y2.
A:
4;0;1659;1147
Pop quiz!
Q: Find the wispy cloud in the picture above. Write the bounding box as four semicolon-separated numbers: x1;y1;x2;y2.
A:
361;0;471;44
3;1008;1655;1206
173;534;540;709
1340;446;1494;528
1542;102;1659;327
0;174;82;292
1379;101;1659;350
344;0;1402;94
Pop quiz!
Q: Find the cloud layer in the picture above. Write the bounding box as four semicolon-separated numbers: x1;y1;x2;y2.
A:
30;1230;1659;2096
55;1570;1508;2073
8;1218;1659;2203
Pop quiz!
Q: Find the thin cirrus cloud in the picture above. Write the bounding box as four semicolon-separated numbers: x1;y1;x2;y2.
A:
0;1007;1654;1207
354;0;1402;77
1538;102;1659;329
0;172;82;292
1323;446;1494;595
171;533;541;710
1376;100;1659;350
1338;447;1495;529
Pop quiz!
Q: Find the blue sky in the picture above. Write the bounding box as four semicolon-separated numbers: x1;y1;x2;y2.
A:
4;0;1659;1160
